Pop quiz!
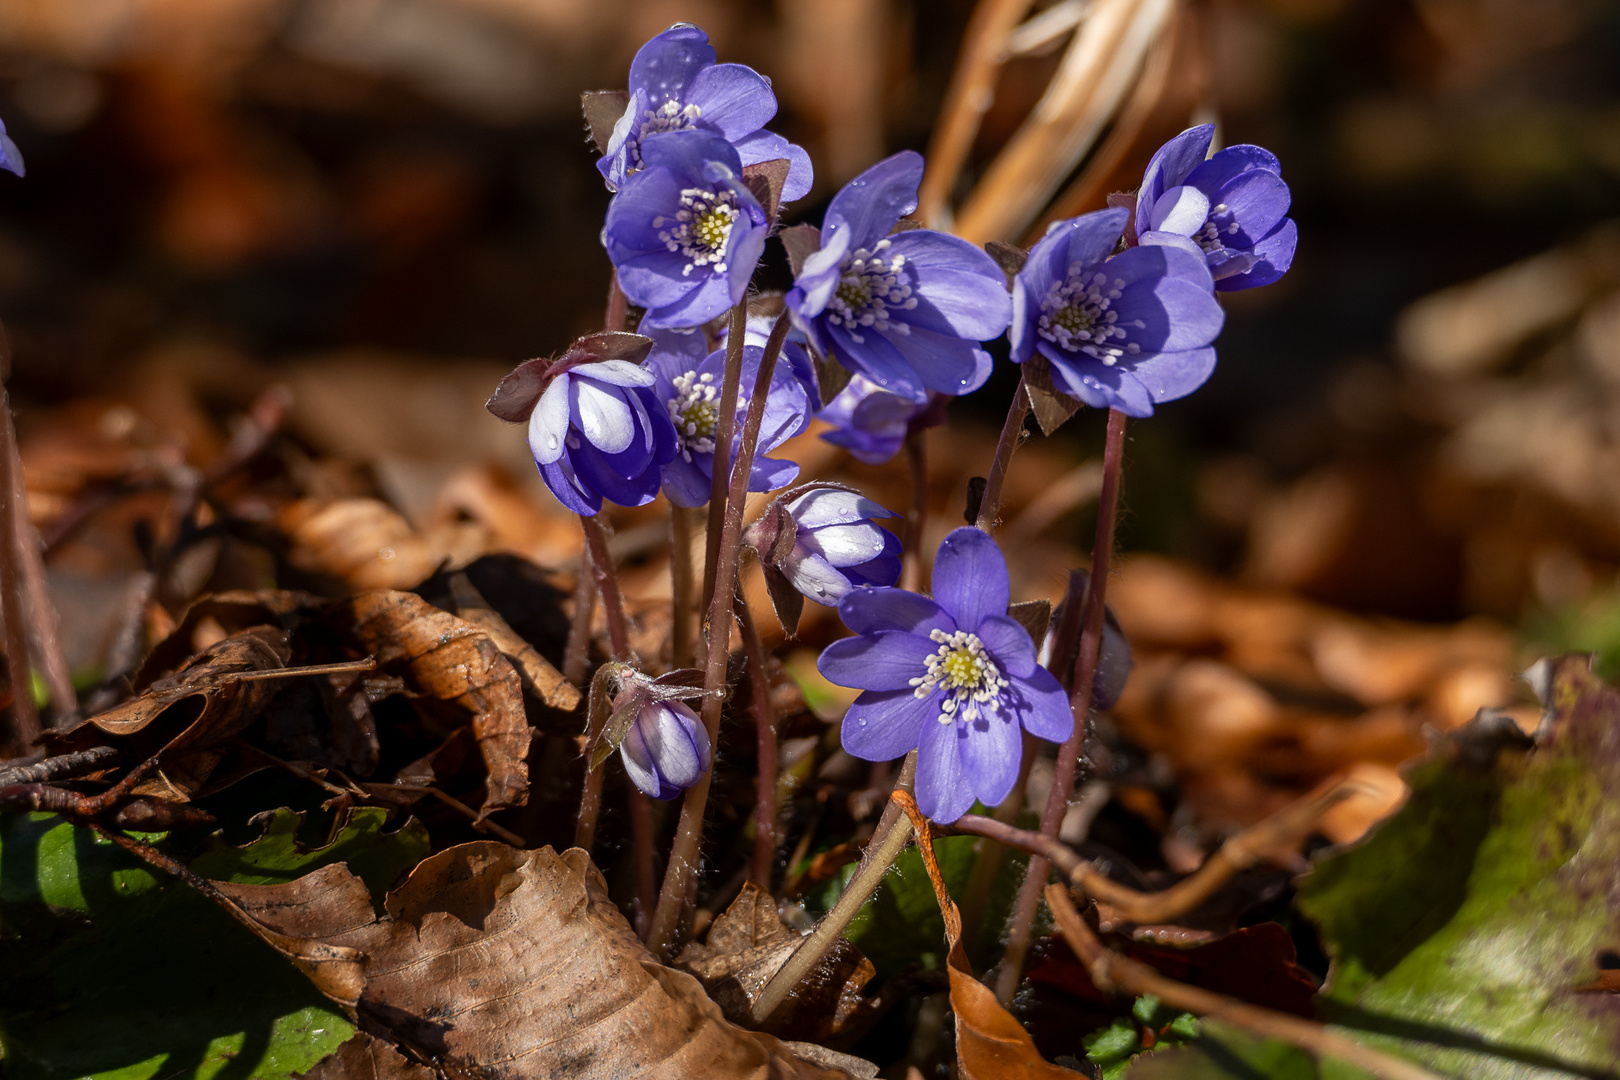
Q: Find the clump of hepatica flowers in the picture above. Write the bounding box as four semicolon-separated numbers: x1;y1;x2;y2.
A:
1009;205;1225;417
817;528;1071;823
596;23;812;202
1135;123;1297;291
642;326;810;507
786;151;1010;402
485;332;676;516
603;129;770;330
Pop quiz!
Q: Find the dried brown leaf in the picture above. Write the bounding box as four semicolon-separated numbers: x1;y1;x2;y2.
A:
298;1033;434;1080
448;571;580;711
222;843;863;1079
338;591;531;814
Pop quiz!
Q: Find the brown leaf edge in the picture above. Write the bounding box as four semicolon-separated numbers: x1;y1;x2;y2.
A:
889;793;1083;1079
1022;354;1083;437
581;90;630;155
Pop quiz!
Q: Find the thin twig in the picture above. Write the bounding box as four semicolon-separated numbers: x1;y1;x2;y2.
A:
701;301;751;610
751;751;918;1025
0;744;120;786
975;375;1030;532
997;406;1126;1004
736;586;778;889
647;310;791;959
1045;884;1444;1080
9;429;72;722
0;358;39;755
220;659;377;684
902;425;929;592
918;0;1041;226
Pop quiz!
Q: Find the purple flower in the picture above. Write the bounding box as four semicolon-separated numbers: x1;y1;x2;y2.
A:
818;528;1072;823
1009;207;1225;417
786;152;1010;403
642;326;810;506
621;697;712;800
1135;124;1296;291
598;24;812;202
0;119;23;178
604;129;769;330
817;374;930;465
748;484;901;609
525;359;678;516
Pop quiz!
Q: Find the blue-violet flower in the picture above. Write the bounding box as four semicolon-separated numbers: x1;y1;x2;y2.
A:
604;129;769;329
1135;124;1296;291
526;359;678;516
621;697;712;800
643;326;810;506
817;374;932;465
786;151;1010;403
0;118;22;178
1009;207;1224;417
818;527;1072;822
598;23;812;202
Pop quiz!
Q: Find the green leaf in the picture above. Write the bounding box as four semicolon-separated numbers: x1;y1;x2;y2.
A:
1122;1019;1375;1079
0;807;425;1080
1085;1017;1142;1063
1296;656;1620;1080
1133;994;1163;1026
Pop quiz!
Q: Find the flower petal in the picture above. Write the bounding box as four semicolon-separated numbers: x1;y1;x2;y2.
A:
642;262;735;328
1185;144;1281;198
838;587;954;636
788;225;851;320
789;486;900;528
916;718;975;823
571;378;635;455
975;614;1037;678
604;166;689;255
1113;274;1225;353
1217;169;1291;246
1148;184;1211;236
931;527;1010;631
639;128;743;182
527;373;571;465
882;324;993;398
629;24;716;102
885;230;1013;341
824;151;924;251
844;552;901;589
819;631;938;691
1136;125;1213;237
803;522;893;567
684;62;777;138
538;452;601;516
1006;666;1073;743
733;130;814;202
580;359;659;388
826;322;927;402
785;550;855;605
660;453;712;508
1218;218;1296;292
841;688;934;761
1042;348;1157;417
618;249;704;309
1129;347;1217;404
959;705;1022;810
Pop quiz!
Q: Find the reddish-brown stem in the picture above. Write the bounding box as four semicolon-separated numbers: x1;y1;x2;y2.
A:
9;430;71;722
605;269;628;333
0;366;38;756
736;587;778;889
579;515;631;660
901;425;929;592
996;406;1126;1004
562;544;597;689
646;309;791;959
701;301;750;609
975;375;1030;532
629;788;657;938
669;505;699;668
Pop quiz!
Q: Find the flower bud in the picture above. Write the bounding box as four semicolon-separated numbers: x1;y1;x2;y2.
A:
745;483;901;634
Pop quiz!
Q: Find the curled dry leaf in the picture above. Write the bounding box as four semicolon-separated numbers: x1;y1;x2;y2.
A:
337;591;531;815
448;570;580;711
297;1033;434;1080
676;882;884;1047
889;793;1082;1079
47;626;291;800
218;843;863;1080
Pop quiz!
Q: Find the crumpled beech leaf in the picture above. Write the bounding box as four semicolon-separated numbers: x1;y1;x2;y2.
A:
218;842;864;1079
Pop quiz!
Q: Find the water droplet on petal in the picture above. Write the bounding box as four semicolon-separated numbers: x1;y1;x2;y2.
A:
546;435;559;450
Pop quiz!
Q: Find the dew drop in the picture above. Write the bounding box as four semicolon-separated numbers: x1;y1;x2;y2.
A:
546;435;559;450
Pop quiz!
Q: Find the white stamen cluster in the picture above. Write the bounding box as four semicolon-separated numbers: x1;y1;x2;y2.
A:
654;187;740;277
825;239;917;344
909;628;1009;725
1036;267;1143;366
666;370;746;460
628;100;703;171
1193;202;1242;256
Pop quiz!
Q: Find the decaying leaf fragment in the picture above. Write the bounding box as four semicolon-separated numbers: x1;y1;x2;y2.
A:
220;843;863;1079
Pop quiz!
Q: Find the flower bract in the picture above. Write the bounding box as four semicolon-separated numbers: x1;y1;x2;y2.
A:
526;359;678;516
818;527;1072;822
603;129;769;330
620;697;712;800
598;23;812;202
1135;124;1297;291
1009;207;1225;417
786;151;1010;403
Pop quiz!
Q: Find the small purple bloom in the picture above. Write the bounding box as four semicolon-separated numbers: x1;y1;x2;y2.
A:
526;359;678;516
0;118;23;178
818;527;1072;823
1009;207;1225;417
643;326;810;507
750;485;902;608
599;23;812;202
604;129;769;330
817;374;930;465
620;697;712;800
1136;124;1296;291
786;152;1010;403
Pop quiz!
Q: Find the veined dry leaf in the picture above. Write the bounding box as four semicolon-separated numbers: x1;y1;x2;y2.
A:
277;497;490;590
217;843;863;1079
298;1033;434;1080
677;882;883;1047
46;627;291;800
337;591;531;815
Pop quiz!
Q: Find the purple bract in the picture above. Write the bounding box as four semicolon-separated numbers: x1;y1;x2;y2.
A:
603;129;769;330
1009;207;1225;417
620;697;712;800
526;359;677;516
818;527;1072;822
642;326;810;507
598;23;812;203
786;152;1010;403
1135;124;1297;291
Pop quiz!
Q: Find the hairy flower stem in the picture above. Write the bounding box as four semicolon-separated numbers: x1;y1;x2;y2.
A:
751;751;917;1024
975;375;1030;532
995;406;1127;1005
669;505;699;668
562;560;596;688
572;514;634;858
0;363;39;756
902;426;929;592
700;301;750;610
736;588;778;889
646;310;792;959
